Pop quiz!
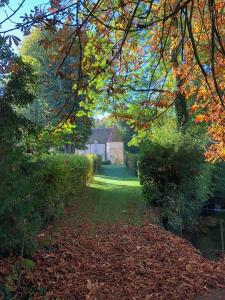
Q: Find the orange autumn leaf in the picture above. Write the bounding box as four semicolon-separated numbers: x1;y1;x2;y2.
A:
190;104;199;113
195;114;205;123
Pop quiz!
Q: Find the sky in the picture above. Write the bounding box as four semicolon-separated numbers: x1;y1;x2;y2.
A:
0;0;107;119
0;0;47;50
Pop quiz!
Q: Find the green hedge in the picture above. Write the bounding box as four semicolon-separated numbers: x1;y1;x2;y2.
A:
125;152;139;174
212;162;225;201
138;133;213;234
102;160;111;165
90;154;102;173
33;154;94;221
0;154;95;255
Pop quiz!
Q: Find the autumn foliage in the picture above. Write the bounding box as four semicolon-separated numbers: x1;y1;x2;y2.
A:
2;221;225;299
34;0;225;161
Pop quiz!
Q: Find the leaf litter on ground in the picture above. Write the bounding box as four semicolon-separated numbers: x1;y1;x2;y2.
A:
2;219;225;299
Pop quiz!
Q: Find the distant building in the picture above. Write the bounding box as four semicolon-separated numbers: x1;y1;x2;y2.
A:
76;125;124;164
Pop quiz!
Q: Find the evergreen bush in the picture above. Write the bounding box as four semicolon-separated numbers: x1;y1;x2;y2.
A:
0;154;94;255
138;128;213;234
33;154;94;220
102;160;111;165
125;152;139;174
90;154;102;173
211;162;225;202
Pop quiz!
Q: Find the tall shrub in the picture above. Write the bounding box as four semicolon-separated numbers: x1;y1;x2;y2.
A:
90;154;102;173
211;162;225;201
0;40;37;255
125;152;139;175
138;127;213;234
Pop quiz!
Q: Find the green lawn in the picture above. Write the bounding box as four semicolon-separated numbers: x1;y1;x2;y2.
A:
72;165;145;225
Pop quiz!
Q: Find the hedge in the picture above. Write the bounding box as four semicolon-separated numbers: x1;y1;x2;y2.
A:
0;154;97;255
138;135;213;234
125;152;139;175
33;154;95;221
90;154;102;173
212;162;225;201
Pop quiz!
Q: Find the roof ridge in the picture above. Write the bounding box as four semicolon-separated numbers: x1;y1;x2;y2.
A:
107;127;114;142
88;125;122;144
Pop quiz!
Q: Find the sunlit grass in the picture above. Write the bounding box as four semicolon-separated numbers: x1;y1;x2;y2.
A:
70;165;145;225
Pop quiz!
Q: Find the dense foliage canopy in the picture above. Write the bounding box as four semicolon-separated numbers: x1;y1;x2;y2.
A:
0;0;223;160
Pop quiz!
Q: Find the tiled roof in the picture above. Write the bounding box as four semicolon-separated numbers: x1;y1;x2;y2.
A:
88;126;123;144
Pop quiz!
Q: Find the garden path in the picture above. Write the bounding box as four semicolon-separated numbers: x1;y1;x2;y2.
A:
66;164;146;227
12;165;225;299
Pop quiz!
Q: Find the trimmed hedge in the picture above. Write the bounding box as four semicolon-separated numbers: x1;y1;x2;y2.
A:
0;154;95;255
33;154;94;222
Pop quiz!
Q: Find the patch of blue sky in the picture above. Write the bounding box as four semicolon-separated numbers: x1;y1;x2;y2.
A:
0;0;46;51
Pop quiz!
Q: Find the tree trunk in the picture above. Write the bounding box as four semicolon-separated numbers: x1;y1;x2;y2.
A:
171;16;189;130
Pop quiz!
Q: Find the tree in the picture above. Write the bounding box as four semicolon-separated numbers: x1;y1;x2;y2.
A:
19;28;94;151
0;38;36;153
0;38;37;253
0;0;224;160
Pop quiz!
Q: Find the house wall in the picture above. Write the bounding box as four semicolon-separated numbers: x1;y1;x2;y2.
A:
76;143;106;161
107;142;124;164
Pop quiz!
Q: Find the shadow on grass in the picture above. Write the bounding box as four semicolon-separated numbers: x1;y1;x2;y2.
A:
98;174;138;182
98;165;138;181
68;165;145;226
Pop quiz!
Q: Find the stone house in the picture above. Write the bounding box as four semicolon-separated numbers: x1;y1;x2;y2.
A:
76;125;124;164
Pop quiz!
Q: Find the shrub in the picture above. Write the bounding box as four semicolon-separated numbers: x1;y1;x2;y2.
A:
125;152;139;174
90;154;102;173
33;154;94;221
102;160;111;165
0;155;40;256
0;154;94;255
211;162;225;201
114;158;123;165
138;128;213;234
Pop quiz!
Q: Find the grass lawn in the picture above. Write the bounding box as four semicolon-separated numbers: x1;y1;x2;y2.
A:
69;165;146;226
3;166;220;300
